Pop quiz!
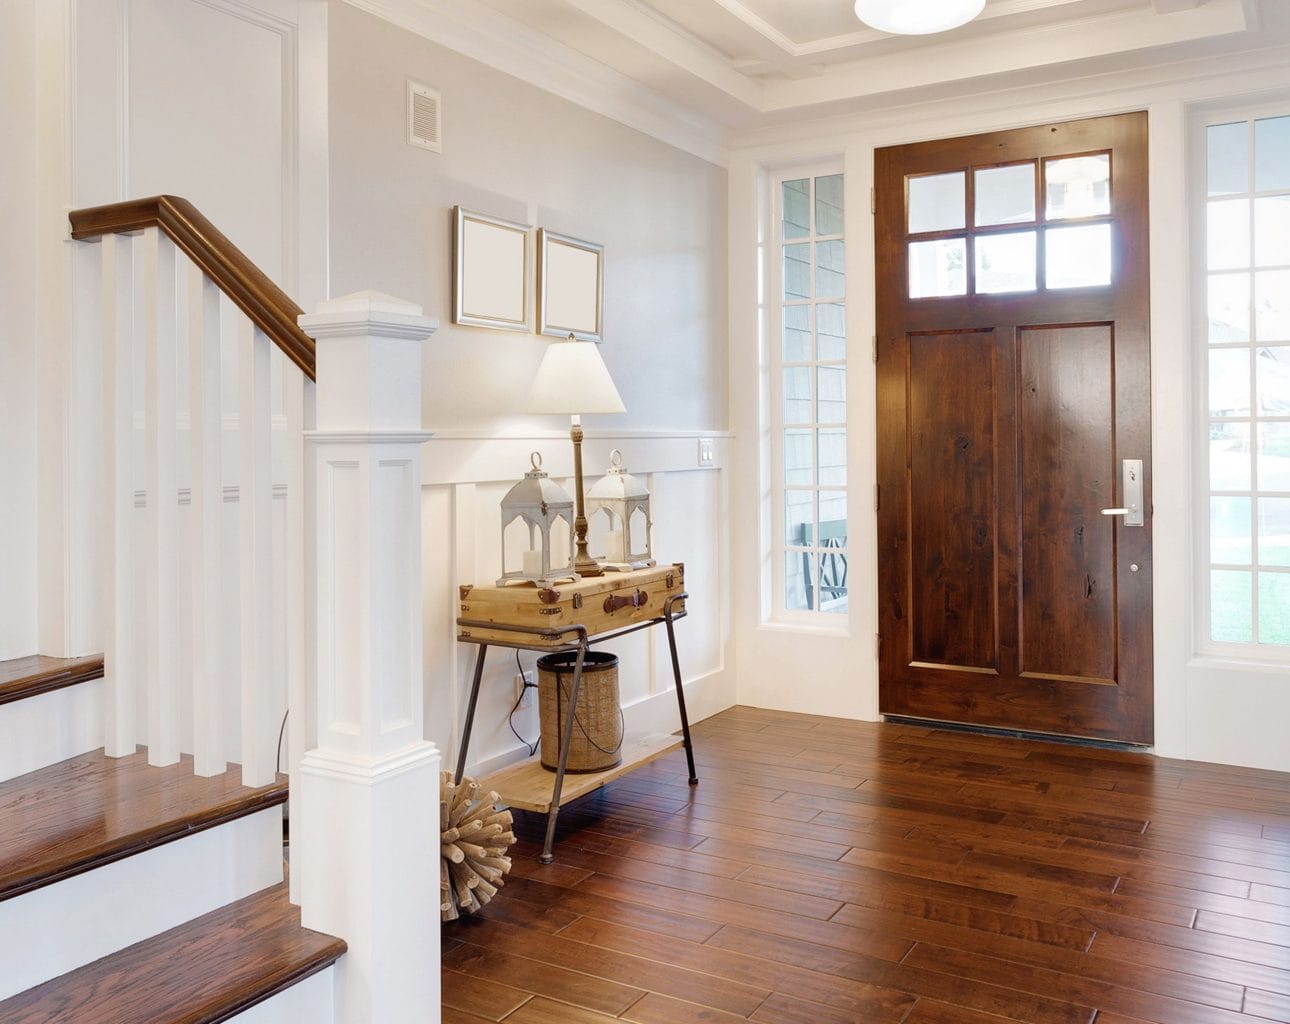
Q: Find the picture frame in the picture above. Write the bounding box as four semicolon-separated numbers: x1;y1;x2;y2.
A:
537;229;604;342
452;206;530;332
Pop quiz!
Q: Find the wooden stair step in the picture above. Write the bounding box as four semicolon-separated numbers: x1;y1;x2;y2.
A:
0;748;287;901
0;654;104;707
0;883;345;1023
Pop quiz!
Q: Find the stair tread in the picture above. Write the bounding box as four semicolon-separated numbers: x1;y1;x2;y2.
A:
0;654;104;706
0;882;345;1023
0;748;287;901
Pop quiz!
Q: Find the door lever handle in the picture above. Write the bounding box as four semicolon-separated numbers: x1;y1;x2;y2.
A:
1101;508;1130;516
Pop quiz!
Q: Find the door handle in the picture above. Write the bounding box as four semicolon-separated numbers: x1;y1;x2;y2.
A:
1103;459;1144;527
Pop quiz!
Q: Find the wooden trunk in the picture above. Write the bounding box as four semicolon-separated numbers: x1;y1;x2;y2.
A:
458;564;685;647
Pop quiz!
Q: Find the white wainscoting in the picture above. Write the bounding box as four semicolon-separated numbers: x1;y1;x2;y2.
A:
419;431;734;776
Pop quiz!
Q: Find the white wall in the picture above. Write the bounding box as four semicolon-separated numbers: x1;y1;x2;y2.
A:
326;3;733;773
727;45;1290;772
0;1;41;660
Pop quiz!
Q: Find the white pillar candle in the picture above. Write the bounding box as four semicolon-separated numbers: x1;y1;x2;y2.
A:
604;529;624;562
522;549;544;576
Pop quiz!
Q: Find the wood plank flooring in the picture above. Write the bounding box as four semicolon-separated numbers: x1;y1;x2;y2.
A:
442;706;1290;1024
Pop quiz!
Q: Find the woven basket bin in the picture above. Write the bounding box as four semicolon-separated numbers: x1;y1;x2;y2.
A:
536;651;623;773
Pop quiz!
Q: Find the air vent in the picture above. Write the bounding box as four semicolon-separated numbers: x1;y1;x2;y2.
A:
407;80;442;153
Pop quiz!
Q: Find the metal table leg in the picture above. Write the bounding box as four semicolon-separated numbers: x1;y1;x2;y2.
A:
664;593;698;785
454;643;488;784
540;633;588;863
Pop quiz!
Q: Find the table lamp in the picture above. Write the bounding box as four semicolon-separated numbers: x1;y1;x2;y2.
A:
527;333;625;577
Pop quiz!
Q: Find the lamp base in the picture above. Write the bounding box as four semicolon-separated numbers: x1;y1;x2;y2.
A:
572;554;605;578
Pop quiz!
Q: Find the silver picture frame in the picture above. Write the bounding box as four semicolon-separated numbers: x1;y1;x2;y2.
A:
452;206;530;332
537;228;604;342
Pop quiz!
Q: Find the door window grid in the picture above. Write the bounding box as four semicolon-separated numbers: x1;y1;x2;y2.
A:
776;171;848;616
905;153;1114;298
1202;113;1290;650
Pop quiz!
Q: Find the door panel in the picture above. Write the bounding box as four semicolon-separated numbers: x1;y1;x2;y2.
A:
876;112;1153;744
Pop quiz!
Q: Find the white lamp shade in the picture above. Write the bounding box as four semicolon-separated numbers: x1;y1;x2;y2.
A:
854;0;985;34
527;337;626;415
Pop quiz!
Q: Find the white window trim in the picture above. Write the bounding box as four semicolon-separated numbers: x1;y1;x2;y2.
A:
1190;97;1290;664
766;159;848;626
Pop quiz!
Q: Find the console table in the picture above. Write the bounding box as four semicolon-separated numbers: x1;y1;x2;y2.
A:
455;565;698;863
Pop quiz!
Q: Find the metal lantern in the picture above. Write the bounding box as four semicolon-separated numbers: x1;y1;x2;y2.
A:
587;448;654;571
496;452;578;586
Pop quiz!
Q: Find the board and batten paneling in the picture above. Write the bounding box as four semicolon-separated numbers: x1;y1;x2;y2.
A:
420;434;732;777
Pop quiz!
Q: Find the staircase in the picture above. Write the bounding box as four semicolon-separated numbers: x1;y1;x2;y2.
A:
0;656;345;1021
0;198;443;1021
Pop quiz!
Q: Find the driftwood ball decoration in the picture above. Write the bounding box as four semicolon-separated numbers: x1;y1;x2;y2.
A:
440;771;516;921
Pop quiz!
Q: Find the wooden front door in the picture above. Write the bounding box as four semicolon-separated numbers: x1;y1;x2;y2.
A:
875;112;1153;744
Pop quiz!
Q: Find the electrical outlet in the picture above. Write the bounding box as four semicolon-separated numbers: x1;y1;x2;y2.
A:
515;670;536;709
698;437;715;468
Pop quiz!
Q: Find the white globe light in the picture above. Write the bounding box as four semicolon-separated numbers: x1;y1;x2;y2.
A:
854;0;987;35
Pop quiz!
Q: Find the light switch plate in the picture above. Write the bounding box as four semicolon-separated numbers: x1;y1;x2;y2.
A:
698;438;715;467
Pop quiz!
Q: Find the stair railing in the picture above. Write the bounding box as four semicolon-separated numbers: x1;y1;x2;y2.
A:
70;196;312;787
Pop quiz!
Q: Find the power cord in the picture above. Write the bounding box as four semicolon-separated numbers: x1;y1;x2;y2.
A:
509;649;539;756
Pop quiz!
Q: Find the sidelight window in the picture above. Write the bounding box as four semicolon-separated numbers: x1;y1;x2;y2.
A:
774;170;848;616
1200;112;1290;650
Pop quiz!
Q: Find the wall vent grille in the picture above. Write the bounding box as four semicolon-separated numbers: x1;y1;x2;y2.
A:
407;81;442;153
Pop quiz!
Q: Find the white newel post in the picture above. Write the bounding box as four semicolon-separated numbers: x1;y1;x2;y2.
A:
296;292;440;1024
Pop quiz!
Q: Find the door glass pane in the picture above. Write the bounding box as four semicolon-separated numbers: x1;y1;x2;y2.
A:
1208;121;1249;197
784;243;810;300
1211;496;1252;564
817;303;846;360
1255;116;1290;192
908;172;966;233
817;365;846;424
1258;498;1290;568
1258;573;1290;644
815;174;845;235
1210;421;1252;491
1208;274;1250;343
1208;348;1250;417
1046;224;1111;289
819;492;847;534
975;164;1036;226
1258;347;1290;415
1255;270;1290;341
783;179;810;240
909;238;967;298
975;231;1037;293
1254;197;1290;268
818;429;847;485
1211;570;1253;643
784;429;813;485
1257;422;1290;491
785;551;811;611
816;240;846;299
783;303;812;361
1045;154;1110;219
817;543;848;615
785;490;814;546
1207;199;1250;271
783;367;812;424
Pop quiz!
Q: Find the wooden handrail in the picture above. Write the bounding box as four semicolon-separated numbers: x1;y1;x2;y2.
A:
69;195;315;380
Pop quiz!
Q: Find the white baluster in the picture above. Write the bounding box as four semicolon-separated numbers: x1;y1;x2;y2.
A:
143;228;180;767
101;234;137;758
189;266;225;777
239;321;275;786
286;367;309;903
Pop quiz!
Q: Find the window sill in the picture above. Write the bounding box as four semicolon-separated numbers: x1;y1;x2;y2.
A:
1186;653;1290;675
757;619;851;640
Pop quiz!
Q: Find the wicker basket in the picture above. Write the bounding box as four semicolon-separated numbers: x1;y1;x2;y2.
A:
536;651;623;773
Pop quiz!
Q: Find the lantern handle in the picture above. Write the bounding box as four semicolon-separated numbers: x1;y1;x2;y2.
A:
609;448;623;469
530;450;543;471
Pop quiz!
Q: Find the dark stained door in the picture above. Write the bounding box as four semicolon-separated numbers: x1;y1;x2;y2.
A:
875;112;1153;744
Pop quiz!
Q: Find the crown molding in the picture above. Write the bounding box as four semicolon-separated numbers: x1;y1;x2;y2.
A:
341;0;731;167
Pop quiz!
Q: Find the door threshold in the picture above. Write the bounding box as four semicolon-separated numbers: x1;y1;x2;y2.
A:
883;715;1152;752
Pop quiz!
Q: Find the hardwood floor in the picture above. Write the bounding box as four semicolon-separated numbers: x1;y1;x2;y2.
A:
442;707;1290;1024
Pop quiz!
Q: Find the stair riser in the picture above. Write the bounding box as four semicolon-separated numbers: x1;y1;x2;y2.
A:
0;806;283;1000
223;966;336;1024
0;679;103;783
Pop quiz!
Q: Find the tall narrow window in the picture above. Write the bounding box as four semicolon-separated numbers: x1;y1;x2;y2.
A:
774;171;847;616
1202;113;1290;650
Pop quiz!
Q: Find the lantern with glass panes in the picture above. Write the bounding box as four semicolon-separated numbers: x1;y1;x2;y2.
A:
496;452;578;586
587;448;654;571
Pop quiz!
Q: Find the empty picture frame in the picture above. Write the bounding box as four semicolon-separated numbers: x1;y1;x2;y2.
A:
537;229;604;341
452;206;530;332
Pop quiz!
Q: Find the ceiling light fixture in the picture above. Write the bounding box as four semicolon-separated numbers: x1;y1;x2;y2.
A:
854;0;986;35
